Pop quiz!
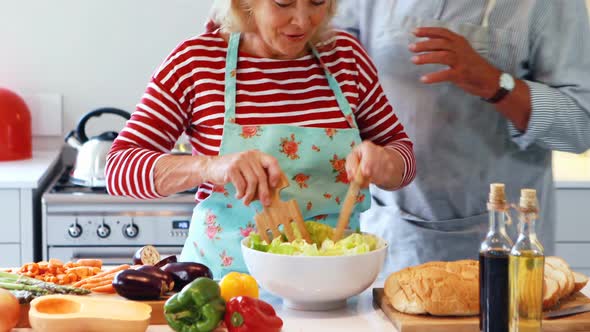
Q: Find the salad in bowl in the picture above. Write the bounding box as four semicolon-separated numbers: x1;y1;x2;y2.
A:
241;222;387;311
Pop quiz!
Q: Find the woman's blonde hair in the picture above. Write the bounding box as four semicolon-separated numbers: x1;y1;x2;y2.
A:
209;0;337;45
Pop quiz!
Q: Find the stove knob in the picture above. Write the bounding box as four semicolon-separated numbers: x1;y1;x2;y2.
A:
97;224;111;238
68;223;82;238
123;224;139;238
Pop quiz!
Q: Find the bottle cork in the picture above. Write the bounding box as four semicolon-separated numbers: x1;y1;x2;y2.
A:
489;183;506;204
519;188;538;211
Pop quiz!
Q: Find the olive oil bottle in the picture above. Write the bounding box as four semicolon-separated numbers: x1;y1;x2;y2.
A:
509;189;544;332
479;183;513;332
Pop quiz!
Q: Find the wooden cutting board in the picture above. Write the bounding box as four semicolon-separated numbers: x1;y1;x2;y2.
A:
17;293;168;328
374;288;590;332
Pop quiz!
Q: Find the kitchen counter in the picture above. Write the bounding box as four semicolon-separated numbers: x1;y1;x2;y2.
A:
553;151;590;188
0;148;61;189
13;281;590;332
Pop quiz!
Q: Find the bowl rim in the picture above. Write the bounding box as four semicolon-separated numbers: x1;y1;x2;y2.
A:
240;233;388;259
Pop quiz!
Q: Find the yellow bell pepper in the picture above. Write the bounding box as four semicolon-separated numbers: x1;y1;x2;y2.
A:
219;272;259;302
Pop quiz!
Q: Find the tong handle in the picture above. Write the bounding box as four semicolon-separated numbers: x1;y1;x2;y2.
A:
333;167;364;242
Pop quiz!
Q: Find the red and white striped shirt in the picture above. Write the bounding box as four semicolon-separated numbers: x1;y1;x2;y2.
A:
106;30;416;200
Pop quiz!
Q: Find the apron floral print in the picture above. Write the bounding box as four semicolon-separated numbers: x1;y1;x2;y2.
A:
180;33;370;278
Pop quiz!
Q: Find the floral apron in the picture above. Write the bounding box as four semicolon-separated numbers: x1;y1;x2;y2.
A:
180;33;370;279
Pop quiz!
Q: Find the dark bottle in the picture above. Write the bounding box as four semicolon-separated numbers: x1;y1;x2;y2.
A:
480;183;513;332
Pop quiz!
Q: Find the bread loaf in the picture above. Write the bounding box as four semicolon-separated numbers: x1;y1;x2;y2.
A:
384;257;589;316
573;272;589;293
384;260;479;316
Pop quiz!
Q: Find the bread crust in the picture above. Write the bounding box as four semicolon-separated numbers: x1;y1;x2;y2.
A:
384;257;588;315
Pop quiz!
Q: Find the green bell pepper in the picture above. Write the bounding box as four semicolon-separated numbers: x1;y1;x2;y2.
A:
164;277;226;332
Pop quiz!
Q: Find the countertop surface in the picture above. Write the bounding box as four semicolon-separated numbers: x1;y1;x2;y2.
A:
13;280;590;332
553;151;590;188
0;149;61;189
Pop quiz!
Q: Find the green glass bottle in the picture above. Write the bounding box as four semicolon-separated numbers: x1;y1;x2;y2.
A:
509;189;544;332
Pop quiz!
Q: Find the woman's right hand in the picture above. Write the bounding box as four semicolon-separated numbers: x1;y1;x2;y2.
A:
203;150;283;207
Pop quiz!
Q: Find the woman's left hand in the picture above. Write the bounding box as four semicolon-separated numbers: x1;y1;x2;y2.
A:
345;141;404;190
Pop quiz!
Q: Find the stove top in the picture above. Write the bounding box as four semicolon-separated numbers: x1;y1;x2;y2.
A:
49;167;197;195
50;167;108;194
43;167;197;205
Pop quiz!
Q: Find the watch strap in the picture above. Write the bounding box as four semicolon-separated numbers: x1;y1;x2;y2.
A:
484;87;510;104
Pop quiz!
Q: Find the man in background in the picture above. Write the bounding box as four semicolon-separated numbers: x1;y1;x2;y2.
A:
335;0;590;276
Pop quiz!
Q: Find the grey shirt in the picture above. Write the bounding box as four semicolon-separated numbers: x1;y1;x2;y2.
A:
333;0;590;266
335;0;590;153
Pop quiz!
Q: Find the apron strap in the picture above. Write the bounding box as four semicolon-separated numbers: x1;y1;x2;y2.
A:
481;0;496;28
224;32;241;120
311;47;359;129
435;0;496;27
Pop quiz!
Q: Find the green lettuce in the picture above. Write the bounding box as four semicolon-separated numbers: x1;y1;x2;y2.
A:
245;221;381;256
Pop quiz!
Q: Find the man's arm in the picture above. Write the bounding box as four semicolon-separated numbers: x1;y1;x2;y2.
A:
411;1;590;153
505;0;590;153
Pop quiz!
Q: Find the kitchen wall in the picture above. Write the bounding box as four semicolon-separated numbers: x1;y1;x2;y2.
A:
1;1;589;138
0;0;214;137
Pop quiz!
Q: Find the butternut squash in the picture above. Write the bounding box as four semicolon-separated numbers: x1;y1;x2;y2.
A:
28;295;151;332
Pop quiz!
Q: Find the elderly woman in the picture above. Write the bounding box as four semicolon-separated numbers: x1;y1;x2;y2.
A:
106;0;416;278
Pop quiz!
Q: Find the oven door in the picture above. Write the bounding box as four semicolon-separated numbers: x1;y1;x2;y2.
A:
48;246;183;265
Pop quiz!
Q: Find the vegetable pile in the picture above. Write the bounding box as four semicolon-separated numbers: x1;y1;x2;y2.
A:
0;271;90;304
8;258;103;285
112;247;213;301
164;275;282;332
246;221;381;256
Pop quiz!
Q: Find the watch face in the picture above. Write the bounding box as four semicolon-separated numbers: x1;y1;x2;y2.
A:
500;73;515;91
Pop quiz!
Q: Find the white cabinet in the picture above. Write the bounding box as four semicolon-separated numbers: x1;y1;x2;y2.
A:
0;244;21;268
0;190;21;243
555;188;590;274
0;150;61;267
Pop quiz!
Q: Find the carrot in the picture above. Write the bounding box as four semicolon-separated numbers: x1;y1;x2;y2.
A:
81;279;112;289
81;275;115;285
73;264;129;287
76;259;103;269
91;284;115;293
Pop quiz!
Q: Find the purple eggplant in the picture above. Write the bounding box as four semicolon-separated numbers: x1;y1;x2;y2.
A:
161;262;213;291
132;245;160;265
113;269;165;300
154;255;177;268
136;265;175;292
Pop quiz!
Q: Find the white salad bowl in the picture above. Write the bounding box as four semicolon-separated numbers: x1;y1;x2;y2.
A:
241;233;387;311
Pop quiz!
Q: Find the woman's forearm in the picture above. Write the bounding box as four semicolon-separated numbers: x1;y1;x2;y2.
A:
375;147;405;190
154;154;211;196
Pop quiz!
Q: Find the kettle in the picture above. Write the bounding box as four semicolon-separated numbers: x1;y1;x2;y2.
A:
65;108;131;187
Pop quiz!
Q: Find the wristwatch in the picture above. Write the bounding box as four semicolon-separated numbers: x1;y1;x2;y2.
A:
484;72;515;103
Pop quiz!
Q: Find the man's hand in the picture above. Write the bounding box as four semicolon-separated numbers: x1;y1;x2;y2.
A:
409;27;501;99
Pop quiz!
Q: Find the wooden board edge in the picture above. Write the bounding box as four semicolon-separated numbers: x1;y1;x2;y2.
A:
373;288;590;332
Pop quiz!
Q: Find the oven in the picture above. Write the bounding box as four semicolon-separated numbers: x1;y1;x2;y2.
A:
41;167;196;265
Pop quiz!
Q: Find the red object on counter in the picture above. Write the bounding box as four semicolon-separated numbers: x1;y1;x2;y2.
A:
224;296;283;332
0;88;32;161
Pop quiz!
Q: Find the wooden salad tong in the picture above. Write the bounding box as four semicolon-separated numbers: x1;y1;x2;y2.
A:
332;168;365;242
254;174;312;244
